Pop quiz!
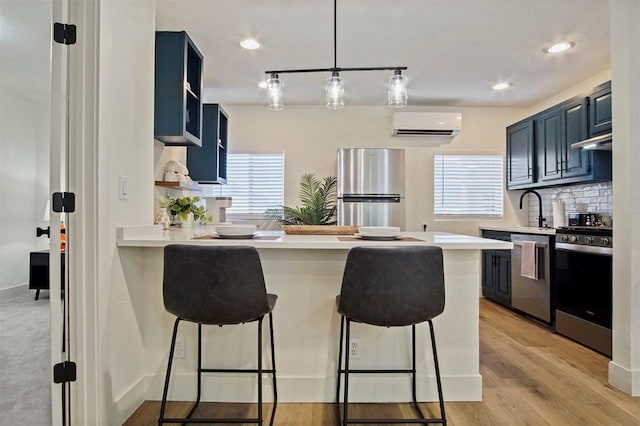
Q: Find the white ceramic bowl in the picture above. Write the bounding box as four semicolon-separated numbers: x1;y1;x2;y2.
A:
357;226;400;236
214;224;257;236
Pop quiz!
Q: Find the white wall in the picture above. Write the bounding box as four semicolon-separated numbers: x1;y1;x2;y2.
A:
0;1;51;292
608;0;640;396
96;0;155;422
223;105;525;236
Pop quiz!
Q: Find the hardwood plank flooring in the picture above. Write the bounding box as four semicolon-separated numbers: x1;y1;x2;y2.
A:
124;299;640;425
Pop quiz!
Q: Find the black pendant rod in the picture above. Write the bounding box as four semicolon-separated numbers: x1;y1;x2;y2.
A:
264;0;406;77
333;0;337;69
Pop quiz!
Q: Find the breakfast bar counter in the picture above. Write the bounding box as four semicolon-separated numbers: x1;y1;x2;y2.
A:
116;226;511;403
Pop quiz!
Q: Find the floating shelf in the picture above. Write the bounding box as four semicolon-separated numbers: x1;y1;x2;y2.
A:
154;181;201;191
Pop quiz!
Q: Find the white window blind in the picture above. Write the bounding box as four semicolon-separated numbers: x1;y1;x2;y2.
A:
219;153;284;216
433;154;503;217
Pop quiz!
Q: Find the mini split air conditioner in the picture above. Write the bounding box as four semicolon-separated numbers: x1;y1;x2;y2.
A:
391;112;462;143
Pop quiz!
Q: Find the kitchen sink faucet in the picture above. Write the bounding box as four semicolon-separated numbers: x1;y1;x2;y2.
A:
519;189;545;228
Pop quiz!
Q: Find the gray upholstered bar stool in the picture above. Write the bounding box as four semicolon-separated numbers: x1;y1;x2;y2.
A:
159;244;278;425
335;245;446;425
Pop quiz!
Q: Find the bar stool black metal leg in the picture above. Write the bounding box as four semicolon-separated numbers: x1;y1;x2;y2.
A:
342;318;351;426
184;323;203;421
258;317;264;425
268;312;278;426
428;320;446;425
159;317;181;425
336;315;345;419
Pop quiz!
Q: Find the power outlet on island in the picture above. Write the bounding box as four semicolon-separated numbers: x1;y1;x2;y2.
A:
349;337;361;360
174;337;186;359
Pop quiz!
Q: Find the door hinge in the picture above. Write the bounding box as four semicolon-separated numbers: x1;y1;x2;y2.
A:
52;192;76;213
53;361;77;384
53;23;77;45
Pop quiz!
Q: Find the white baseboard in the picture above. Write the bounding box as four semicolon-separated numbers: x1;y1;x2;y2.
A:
137;373;482;403
608;360;640;396
112;375;147;425
0;283;28;300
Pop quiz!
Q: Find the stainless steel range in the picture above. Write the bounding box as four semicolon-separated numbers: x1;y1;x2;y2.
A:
555;226;612;356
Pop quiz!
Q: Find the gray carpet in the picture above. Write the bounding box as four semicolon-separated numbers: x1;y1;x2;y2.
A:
0;289;52;426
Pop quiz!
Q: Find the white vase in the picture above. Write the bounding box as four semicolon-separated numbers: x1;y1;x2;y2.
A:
154;208;171;230
181;212;195;228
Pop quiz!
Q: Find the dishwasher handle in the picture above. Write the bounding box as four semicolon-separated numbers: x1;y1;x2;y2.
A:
512;241;548;249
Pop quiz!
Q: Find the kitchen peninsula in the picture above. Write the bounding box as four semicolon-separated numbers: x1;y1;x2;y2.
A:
116;227;511;403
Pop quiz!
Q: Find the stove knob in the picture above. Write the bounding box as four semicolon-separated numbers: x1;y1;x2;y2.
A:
602;238;611;246
570;236;578;243
585;237;594;244
561;235;569;242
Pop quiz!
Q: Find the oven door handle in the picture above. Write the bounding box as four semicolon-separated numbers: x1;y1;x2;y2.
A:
555;242;613;256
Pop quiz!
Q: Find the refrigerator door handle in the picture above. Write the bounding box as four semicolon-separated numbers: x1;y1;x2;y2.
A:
341;196;402;203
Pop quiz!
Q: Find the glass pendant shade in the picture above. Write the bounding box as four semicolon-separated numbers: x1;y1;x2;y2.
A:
388;72;408;107
326;72;345;109
266;75;285;111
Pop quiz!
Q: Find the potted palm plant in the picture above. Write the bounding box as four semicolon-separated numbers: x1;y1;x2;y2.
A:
266;173;356;234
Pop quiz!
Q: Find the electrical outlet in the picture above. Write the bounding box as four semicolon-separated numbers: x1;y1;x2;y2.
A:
174;338;186;359
349;337;361;360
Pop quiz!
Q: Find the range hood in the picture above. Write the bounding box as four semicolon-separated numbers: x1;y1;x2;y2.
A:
570;133;612;151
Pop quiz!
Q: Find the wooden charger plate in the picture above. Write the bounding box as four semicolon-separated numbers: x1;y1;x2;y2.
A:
282;225;358;235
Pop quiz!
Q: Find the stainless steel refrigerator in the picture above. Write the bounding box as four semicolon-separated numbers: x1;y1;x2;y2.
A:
337;148;405;230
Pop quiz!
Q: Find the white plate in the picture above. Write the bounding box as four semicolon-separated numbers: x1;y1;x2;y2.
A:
358;226;400;236
354;233;400;241
214;224;258;236
217;233;256;239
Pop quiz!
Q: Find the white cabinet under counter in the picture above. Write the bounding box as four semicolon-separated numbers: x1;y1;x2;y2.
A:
116;227;510;403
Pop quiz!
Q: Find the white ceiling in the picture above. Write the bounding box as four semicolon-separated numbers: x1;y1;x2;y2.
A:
155;0;611;108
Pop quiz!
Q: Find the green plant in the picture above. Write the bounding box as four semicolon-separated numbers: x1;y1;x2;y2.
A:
267;173;337;225
164;196;212;222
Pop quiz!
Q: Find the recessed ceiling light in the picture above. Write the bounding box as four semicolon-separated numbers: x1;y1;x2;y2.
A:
544;41;575;54
240;38;261;50
492;82;510;91
258;81;268;89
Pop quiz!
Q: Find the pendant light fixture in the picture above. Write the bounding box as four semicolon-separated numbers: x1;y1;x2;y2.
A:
264;0;407;110
266;73;284;111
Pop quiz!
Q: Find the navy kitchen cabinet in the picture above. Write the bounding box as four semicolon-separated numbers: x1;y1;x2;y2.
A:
187;104;228;184
154;31;203;146
481;230;512;307
506;81;611;190
537;98;590;183
589;81;612;136
506;119;535;189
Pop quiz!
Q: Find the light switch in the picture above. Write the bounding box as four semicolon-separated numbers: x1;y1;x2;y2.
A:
119;175;129;200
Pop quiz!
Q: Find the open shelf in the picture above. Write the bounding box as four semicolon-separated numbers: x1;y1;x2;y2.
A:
154;181;201;191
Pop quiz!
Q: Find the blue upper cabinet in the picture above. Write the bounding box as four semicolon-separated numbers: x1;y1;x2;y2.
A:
506;119;535;189
506;81;611;190
187;104;228;184
154;31;203;146
589;81;612;137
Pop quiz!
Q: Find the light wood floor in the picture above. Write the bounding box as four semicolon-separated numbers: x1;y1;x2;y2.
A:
124;299;640;425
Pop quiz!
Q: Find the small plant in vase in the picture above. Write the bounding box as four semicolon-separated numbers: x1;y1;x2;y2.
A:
165;196;213;227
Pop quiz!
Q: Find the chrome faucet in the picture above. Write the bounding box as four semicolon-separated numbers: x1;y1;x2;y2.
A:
519;189;544;228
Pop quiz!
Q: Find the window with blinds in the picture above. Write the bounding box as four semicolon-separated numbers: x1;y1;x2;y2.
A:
433;154;503;217
219;152;285;217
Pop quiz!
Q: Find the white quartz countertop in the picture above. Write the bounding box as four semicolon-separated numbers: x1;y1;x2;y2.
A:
479;225;556;235
117;226;513;250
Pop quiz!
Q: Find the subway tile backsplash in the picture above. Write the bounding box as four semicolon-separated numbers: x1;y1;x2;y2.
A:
526;181;613;227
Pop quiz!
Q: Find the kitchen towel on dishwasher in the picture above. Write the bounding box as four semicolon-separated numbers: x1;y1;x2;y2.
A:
520;240;538;280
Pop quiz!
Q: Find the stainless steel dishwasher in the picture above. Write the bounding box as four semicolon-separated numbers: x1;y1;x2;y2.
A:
511;233;552;323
